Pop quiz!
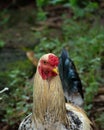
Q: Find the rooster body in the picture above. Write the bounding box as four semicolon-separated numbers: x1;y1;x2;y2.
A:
19;53;92;130
19;104;92;130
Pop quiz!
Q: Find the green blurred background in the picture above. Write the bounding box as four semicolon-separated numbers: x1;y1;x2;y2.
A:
0;0;104;130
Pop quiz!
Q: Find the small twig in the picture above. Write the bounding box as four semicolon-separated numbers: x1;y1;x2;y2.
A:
91;107;104;114
0;87;9;100
98;87;104;94
0;87;9;94
45;5;68;12
26;51;38;66
94;95;104;102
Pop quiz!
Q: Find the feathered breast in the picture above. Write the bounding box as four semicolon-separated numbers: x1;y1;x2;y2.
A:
33;70;67;125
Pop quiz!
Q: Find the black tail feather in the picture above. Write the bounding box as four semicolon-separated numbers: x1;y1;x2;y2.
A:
58;49;84;104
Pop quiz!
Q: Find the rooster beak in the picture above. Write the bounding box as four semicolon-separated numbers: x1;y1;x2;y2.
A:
52;67;59;75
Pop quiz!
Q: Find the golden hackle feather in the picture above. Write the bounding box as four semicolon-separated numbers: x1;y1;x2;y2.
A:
33;71;68;125
33;54;68;127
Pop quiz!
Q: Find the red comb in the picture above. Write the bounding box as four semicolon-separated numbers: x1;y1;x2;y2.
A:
48;54;59;66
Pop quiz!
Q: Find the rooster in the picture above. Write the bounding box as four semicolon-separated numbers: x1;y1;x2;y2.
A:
58;49;84;106
27;49;84;106
19;53;93;130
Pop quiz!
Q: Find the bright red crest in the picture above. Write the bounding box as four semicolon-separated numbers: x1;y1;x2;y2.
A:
48;54;59;66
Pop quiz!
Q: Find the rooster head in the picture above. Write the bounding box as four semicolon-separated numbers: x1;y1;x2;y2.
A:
38;53;59;80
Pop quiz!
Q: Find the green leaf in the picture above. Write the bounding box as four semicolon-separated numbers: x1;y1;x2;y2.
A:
0;40;5;48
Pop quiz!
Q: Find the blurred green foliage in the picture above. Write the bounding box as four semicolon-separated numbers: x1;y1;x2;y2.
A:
0;40;5;48
36;0;98;8
0;60;34;125
0;9;10;26
95;113;104;129
36;0;99;20
0;0;103;129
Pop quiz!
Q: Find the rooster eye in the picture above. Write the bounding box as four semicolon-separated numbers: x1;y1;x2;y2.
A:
43;61;47;64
